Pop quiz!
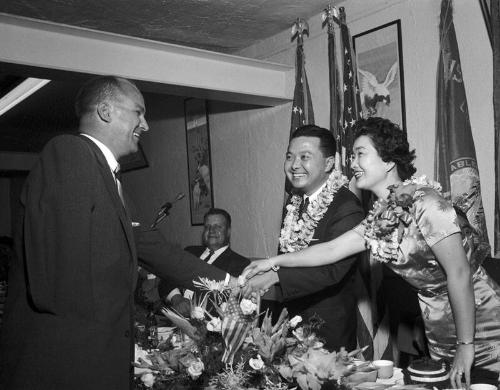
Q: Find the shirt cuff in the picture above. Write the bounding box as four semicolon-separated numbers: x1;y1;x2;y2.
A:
166;288;181;302
223;273;231;287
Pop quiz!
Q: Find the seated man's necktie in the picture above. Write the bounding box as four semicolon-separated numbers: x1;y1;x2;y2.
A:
206;250;216;262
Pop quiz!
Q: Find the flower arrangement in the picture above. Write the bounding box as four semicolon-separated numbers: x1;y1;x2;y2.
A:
133;278;368;390
279;171;348;253
362;175;442;263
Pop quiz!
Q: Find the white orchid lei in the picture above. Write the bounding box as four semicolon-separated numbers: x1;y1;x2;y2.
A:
362;175;442;263
279;170;348;253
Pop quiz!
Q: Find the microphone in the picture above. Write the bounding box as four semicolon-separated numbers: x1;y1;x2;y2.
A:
150;192;186;228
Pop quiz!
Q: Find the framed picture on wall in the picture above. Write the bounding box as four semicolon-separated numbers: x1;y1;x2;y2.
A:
353;19;406;131
184;98;214;225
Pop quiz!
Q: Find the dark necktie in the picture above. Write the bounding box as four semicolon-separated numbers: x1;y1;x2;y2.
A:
205;249;215;262
114;166;125;206
298;196;309;217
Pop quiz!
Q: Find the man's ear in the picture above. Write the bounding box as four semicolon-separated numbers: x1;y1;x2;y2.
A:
325;155;335;172
96;102;112;123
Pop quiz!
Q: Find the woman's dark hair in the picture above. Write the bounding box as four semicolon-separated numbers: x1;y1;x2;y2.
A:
353;117;416;180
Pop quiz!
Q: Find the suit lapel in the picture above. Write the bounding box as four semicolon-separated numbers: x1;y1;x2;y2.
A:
78;135;137;261
212;247;229;269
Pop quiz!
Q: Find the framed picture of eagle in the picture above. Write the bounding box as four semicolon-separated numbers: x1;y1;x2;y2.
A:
353;19;406;131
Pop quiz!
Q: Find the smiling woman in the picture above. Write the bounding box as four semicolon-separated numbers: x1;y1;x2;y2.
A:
242;117;500;384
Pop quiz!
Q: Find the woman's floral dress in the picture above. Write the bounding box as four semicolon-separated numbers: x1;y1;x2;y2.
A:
354;177;500;371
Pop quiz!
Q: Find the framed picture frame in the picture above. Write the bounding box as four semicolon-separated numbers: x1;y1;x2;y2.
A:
353;19;406;131
184;98;214;225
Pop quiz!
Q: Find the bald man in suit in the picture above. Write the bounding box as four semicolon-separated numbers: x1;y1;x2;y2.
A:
0;76;230;390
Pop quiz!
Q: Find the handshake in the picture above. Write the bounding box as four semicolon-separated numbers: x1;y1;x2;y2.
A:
169;257;280;317
235;257;280;298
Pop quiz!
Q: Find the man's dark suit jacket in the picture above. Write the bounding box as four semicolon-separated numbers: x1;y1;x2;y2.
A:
0;134;227;390
276;186;364;352
158;245;250;298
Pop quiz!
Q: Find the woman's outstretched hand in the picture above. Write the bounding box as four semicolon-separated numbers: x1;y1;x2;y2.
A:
239;258;275;286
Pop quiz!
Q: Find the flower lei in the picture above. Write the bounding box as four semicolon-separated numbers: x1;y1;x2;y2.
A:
279;170;348;253
362;175;442;263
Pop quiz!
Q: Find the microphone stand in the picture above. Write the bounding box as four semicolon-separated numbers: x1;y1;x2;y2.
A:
150;193;185;229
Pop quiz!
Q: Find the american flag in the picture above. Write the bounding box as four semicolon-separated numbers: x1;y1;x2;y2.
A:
322;5;342;168
221;294;253;364
339;9;362;176
284;18;315;197
337;7;392;361
289;18;315;136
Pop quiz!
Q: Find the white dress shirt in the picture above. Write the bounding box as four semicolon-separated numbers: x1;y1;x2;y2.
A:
200;245;229;264
81;133;119;176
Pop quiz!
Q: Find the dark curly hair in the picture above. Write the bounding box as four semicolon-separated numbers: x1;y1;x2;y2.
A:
352;117;416;180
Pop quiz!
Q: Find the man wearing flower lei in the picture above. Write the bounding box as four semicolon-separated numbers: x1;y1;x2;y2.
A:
243;117;500;388
248;125;365;352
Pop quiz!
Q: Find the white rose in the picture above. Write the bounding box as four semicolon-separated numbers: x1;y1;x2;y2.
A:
191;306;205;320
141;372;155;387
292;327;304;341
187;358;204;380
249;354;265;370
289;315;302;328
239;298;257;315
171;334;183;349
134;344;152;365
206;317;222;332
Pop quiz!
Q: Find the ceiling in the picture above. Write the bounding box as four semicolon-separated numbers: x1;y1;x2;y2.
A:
0;0;338;54
0;0;341;154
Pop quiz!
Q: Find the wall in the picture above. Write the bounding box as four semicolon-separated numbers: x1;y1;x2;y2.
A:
124;94;204;248
127;0;494;256
124;95;291;257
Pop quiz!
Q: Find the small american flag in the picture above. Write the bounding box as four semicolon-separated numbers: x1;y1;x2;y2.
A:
221;294;253;364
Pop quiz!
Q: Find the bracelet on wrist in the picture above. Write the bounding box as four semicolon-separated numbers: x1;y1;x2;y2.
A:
271;264;280;272
456;340;474;345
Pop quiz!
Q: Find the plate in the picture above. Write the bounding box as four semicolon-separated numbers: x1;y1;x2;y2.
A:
354;382;390;390
377;368;404;385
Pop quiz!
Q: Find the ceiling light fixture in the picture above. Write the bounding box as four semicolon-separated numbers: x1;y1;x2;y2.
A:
0;77;51;116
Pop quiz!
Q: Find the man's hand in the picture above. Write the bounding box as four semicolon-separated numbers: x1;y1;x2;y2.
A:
240;258;276;283
170;294;191;317
241;270;279;298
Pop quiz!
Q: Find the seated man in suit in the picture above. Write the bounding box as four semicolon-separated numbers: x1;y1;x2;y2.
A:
159;208;249;316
